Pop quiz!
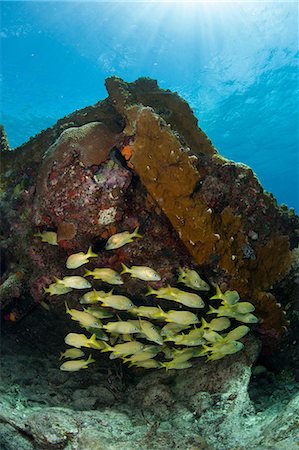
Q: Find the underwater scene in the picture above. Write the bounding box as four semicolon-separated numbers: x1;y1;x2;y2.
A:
0;1;299;449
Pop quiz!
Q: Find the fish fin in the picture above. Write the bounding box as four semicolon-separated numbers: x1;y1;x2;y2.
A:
99;341;112;352
87;333;101;349
209;285;223;300
87;354;96;364
145;287;155;296
202;344;213;353
200;317;209;329
156;304;165;318
132;226;143;238
59;352;64;360
207;306;218;315
177;267;185;282
84;269;91;277
40;300;50;311
54;276;63;284
65;301;71;315
120;263;130;275
87;246;98;258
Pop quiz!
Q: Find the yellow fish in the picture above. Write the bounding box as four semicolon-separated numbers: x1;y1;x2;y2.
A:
147;285;204;308
163;310;199;325
199;317;231;332
160;322;190;338
105;226;142;250
100;294;135;310
59;348;85;360
137;320;164;345
210;285;240;305
56;276;91;289
65;302;102;328
169;328;205;346
80;289;113;305
208;305;258;323
84;306;114;319
34;230;58;246
222;325;250;342
84;268;123;285
101;341;144;356
233;302;256;314
232;313;259;324
130;306;164;320
166;287;205;309
146;285;177;301
64;332;103;349
206;340;244;361
103;321;140;334
161;360;193;370
60;354;95;372
130;359;161;369
123;347;160;363
44;282;72;296
178;267;210;291
169;348;196;363
66;246;97;269
121;263;161;281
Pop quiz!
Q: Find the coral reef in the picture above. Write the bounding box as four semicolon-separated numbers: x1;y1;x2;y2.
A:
0;76;298;355
1;76;299;450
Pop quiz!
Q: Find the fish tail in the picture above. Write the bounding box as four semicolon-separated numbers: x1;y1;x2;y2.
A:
207;306;219;315
145;287;156;296
120;263;130;275
59;352;64;360
65;301;71;315
43;287;50;294
40;300;50;311
210;284;223;300
99;341;112;352
133;226;143;238
84;269;92;277
177;266;185;282
87;354;96;364
88;334;101;349
156;305;165;318
106;289;114;297
200;317;209;329
162;362;170;371
54;276;63;284
87;246;98;258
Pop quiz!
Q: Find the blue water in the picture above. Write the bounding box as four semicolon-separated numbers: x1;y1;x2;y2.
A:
1;1;298;210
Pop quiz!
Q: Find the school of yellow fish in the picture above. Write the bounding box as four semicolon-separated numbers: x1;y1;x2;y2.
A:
37;227;258;372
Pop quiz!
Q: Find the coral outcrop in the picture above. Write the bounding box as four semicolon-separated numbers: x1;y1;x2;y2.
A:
1;76;298;355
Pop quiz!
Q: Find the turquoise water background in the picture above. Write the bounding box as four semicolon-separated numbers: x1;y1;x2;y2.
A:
1;1;298;210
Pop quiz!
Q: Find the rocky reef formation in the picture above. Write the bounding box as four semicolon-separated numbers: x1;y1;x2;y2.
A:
0;77;299;448
1;77;298;343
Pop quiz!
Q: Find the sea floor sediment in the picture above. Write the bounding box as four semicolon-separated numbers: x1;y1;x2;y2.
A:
1;322;298;450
